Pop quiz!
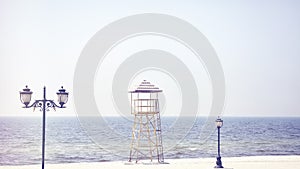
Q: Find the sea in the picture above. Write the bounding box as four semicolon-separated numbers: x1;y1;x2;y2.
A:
0;117;299;165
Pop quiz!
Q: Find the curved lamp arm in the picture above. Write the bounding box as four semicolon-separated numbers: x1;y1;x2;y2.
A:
23;100;66;110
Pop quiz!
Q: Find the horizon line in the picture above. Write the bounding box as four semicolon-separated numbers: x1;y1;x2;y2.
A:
0;114;299;118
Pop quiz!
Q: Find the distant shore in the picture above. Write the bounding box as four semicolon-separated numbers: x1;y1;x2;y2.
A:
1;156;299;169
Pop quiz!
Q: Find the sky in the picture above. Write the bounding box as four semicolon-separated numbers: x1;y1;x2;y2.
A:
0;0;299;117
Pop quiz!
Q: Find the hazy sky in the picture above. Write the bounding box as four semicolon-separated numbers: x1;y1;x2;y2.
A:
0;0;299;117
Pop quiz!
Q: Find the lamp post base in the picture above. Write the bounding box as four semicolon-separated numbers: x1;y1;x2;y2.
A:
215;156;224;168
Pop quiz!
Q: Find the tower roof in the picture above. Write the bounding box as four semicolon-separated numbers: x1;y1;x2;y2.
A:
129;80;162;93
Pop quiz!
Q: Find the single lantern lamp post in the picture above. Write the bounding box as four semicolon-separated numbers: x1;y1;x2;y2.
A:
19;86;69;169
215;117;224;168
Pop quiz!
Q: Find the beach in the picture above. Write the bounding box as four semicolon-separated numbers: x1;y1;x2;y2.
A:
0;156;299;169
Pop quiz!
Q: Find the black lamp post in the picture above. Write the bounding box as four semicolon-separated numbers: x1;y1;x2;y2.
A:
19;86;69;169
215;117;224;168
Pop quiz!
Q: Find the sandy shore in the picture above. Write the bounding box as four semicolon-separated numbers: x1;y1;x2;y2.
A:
1;156;299;169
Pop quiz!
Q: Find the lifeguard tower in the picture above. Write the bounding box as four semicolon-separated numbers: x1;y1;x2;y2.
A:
128;80;164;163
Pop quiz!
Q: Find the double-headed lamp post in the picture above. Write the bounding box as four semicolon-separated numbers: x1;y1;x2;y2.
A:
19;86;69;169
215;117;224;168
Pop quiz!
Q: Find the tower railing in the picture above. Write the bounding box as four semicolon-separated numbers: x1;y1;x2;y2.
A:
132;99;159;114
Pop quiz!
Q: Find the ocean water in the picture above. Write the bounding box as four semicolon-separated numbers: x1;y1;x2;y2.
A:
0;117;299;165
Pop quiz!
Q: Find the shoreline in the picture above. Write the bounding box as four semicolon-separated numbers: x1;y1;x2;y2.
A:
1;155;299;169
